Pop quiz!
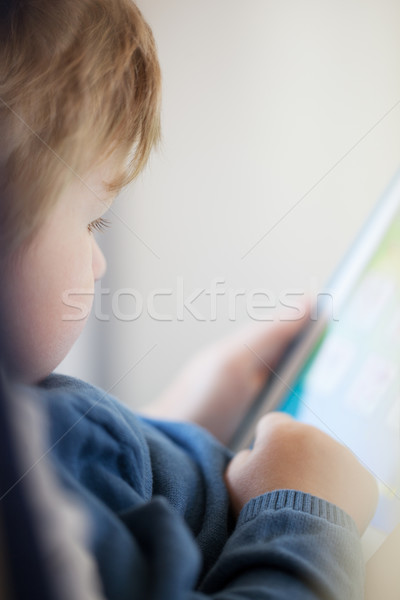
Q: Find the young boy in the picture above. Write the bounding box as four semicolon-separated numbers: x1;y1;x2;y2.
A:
0;1;378;598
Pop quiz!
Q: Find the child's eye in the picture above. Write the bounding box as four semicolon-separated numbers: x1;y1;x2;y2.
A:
87;217;110;234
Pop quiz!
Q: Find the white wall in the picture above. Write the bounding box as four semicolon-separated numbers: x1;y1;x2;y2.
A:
58;0;400;408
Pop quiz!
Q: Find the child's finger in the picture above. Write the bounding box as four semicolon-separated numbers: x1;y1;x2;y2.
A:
233;300;312;368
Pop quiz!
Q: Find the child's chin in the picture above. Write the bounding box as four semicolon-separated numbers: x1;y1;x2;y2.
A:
8;328;84;385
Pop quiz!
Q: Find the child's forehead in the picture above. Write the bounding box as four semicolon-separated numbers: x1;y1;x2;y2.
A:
65;159;118;210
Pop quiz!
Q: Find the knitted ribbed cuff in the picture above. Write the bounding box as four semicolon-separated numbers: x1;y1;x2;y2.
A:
237;489;358;533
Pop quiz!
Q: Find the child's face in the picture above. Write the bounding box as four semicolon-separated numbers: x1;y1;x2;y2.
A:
0;164;113;383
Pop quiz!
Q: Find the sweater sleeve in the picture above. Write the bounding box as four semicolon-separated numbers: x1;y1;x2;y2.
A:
37;375;365;600
115;490;364;600
198;490;364;600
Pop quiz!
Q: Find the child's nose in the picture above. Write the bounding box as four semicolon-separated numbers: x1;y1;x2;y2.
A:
92;238;107;281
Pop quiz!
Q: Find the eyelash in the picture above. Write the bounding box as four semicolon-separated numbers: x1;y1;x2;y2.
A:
87;217;110;234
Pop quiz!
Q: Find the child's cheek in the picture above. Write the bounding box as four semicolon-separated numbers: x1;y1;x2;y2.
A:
0;265;93;383
0;233;96;383
91;237;106;281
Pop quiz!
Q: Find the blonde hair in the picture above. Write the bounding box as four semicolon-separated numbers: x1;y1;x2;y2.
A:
0;0;161;255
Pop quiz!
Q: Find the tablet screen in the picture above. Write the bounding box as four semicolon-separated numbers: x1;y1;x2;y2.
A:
278;209;400;533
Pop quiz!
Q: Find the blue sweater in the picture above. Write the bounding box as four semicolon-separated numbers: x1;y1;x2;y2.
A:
36;374;364;599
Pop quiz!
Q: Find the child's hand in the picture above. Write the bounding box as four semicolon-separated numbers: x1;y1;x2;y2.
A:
225;412;378;535
142;305;309;444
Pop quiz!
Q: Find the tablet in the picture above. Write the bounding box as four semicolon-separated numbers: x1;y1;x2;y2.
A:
231;171;400;544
